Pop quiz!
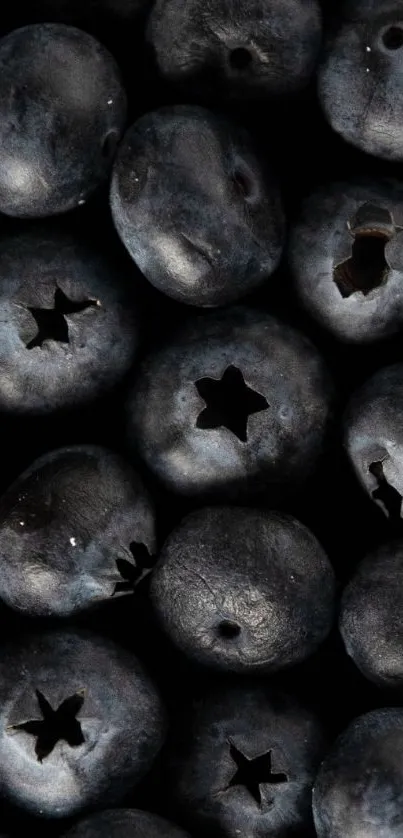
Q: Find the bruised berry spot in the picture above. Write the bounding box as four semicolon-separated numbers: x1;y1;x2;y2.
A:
227;740;288;807
230;47;253;71
195;365;269;443
218;620;241;639
7;688;85;763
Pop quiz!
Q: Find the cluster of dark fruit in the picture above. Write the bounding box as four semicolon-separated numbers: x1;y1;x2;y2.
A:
1;1;403;837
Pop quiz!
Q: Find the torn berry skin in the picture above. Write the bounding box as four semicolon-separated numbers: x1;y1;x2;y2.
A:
289;178;403;343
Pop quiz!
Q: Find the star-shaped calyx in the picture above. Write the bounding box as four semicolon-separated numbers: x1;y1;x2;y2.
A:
26;286;100;349
113;541;156;595
227;741;288;806
8;688;85;762
195;364;268;442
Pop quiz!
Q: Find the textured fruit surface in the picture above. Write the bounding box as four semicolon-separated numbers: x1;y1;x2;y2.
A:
0;226;139;413
147;0;322;100
0;630;166;818
151;506;335;673
166;683;327;838
0;445;156;617
126;306;333;498
313;708;403;838
0;23;126;217
111;105;284;306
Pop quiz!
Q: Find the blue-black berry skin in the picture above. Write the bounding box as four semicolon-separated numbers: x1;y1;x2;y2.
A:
0;23;127;218
313;708;403;838
318;2;403;162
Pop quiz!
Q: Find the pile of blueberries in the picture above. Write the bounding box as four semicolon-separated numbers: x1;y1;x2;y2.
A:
1;1;403;836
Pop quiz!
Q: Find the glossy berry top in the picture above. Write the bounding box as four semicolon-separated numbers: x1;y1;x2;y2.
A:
0;226;139;413
0;630;166;818
318;3;403;162
313;708;403;838
126;306;333;499
110;105;284;307
0;23;127;217
166;683;327;838
0;445;156;618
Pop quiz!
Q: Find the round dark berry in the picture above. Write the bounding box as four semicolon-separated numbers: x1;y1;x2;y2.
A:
0;629;166;818
313;708;403;837
151;506;335;674
0;225;139;414
165;683;327;838
0;23;126;218
110;105;284;306
125;306;334;499
344;363;403;520
147;0;322;100
340;538;403;689
0;445;156;618
289;178;403;343
318;5;403;162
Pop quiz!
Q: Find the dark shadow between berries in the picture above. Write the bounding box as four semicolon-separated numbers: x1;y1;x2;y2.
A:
112;542;155;595
226;741;288;807
369;460;402;520
26;287;100;350
8;688;85;763
195;364;269;443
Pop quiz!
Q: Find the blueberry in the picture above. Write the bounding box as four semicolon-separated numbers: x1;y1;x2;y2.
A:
344;363;403;519
151;506;335;674
0;629;166;818
289;178;403;343
110;105;284;307
146;0;322;100
165;683;327;838
318;4;403;162
0;225;139;414
313;708;403;837
62;808;192;838
0;23;126;218
0;445;156;618
340;539;403;688
125;306;334;498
